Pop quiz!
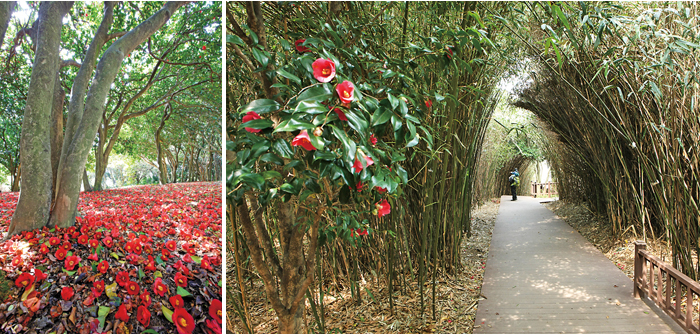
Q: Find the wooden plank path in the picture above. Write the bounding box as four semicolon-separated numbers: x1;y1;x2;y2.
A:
474;196;684;334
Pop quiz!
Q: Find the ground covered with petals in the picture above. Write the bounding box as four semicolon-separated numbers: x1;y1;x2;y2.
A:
0;182;222;334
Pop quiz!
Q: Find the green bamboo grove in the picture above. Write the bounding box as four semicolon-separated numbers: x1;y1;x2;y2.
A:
227;1;700;332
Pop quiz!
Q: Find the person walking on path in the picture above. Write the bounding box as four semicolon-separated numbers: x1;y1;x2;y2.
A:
509;168;520;201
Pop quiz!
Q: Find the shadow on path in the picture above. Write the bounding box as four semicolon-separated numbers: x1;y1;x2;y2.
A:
474;196;684;333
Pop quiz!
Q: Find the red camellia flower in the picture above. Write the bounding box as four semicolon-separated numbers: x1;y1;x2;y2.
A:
88;239;99;248
11;255;22;267
133;243;143;255
201;256;213;271
115;303;129;322
370;134;378;145
124;242;134;253
336;80;355;103
102;236;114;248
210;299;222;324
61;241;72;250
352;228;369;237
291;130;316;151
205;319;222;334
425;99;433;108
352;155;374;173
14;273;34;288
137;305;151;327
312;58;336;83
174;272;188;288
153;277;168;296
49;237;60;246
446;46;453;59
140;291;152;307
116;271;130;287
356;181;363;192
34;269;47;282
39;244;49;254
64;255;81;271
241;111;262;133
333;107;348;121
93;280;105;297
87;252;98;261
126;281;140;295
165;240;177;252
61;286;74;301
376;199;391;218
295;39;309;53
173;308;195;334
78;234;89;245
55;248;67;261
170;294;185;309
201;45;206;51
97;260;109;274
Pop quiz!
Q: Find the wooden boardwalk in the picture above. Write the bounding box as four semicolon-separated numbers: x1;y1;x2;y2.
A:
474;196;684;334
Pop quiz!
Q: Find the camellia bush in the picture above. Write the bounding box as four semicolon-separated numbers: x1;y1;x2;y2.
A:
229;33;432;332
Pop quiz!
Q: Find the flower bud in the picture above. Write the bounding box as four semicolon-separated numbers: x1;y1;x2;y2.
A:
313;127;323;137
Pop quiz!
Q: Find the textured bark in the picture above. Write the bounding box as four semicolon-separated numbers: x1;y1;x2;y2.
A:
50;73;65;201
0;2;15;48
82;169;92;192
50;1;187;227
156;106;171;184
10;165;20;192
7;1;73;238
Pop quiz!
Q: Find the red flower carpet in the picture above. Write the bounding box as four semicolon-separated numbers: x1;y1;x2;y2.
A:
0;182;222;334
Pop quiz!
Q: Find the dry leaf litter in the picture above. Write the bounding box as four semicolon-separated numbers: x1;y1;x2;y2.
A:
229;200;500;333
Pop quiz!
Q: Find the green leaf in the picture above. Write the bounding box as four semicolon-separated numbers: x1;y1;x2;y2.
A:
240;99;280;114
307;131;325;150
239;119;273;131
296;84;334;103
330;125;356;161
162;305;174;323
141;330;160;334
236;173;265;190
138;269;145;279
251;47;269;68
110;252;120;260
227;34;245;46
98;306;110;317
344;109;369;135
272;139;294;159
295;101;329;115
262;170;283;180
372;107;392;126
62;269;77;276
154;271;163;279
274;119;315;133
177;286;192;297
406;134;420;148
277;68;301;85
314;151;336;162
191;256;202;264
260;153;284;165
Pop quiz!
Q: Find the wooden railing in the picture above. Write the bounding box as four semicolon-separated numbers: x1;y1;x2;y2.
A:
531;182;558;198
634;240;700;333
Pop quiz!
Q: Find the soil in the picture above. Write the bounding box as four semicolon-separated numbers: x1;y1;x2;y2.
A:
228;199;501;334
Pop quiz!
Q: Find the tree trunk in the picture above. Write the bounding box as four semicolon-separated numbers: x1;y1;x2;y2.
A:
82;169;92;192
50;73;65;201
0;2;15;49
156;106;170;184
8;1;72;237
94;133;107;191
50;1;187;228
10;164;20;192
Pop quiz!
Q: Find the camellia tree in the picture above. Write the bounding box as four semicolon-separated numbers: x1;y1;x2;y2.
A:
6;1;190;237
229;12;430;334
